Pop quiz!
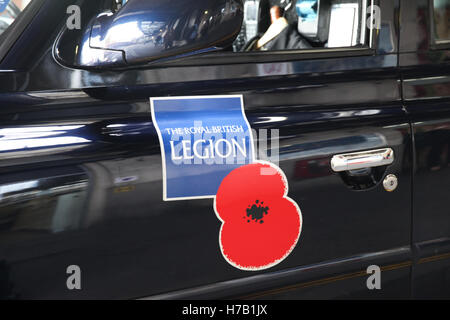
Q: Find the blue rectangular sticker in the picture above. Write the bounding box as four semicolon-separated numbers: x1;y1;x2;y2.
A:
151;95;254;201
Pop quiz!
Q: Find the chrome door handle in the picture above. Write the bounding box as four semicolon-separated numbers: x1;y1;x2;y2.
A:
331;148;394;172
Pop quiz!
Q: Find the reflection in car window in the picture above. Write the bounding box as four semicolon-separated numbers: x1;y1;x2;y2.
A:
0;0;32;37
433;0;450;43
233;0;367;52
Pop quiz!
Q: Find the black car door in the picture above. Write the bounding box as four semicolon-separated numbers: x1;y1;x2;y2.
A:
400;0;450;299
0;0;412;299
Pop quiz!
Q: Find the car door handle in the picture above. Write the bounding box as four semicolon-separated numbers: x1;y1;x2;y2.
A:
331;148;394;172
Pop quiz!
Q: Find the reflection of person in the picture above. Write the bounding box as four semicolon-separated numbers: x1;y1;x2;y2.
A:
256;6;287;49
255;5;311;51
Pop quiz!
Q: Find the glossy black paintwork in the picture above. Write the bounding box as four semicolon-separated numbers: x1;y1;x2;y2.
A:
0;91;412;299
399;0;450;299
0;0;446;299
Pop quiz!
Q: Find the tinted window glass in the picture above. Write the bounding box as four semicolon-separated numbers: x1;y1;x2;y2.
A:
233;0;368;52
0;0;32;37
433;0;450;42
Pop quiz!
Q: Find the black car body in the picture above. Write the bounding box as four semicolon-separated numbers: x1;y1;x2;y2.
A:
0;0;449;299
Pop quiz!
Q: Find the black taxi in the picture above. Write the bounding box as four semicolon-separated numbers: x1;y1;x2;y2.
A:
0;0;449;299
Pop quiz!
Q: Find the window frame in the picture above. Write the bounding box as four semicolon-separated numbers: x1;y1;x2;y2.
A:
152;46;375;69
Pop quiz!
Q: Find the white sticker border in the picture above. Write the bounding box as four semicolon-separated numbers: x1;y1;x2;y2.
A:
213;160;303;271
150;95;256;202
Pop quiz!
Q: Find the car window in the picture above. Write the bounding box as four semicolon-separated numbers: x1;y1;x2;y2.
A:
0;0;32;37
53;0;375;69
432;0;450;43
233;0;369;52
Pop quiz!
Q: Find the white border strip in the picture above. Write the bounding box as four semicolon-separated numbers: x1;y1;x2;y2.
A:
213;160;303;271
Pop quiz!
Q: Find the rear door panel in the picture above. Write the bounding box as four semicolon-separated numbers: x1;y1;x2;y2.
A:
400;0;450;299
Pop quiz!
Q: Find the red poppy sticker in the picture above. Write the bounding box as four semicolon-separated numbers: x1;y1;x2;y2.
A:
214;161;302;271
